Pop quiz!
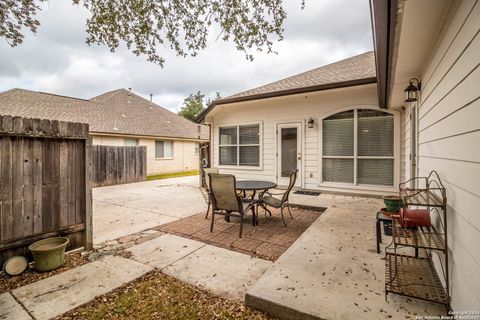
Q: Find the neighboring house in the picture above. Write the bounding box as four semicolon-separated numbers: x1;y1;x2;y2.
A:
197;52;397;195
371;0;480;311
0;88;209;175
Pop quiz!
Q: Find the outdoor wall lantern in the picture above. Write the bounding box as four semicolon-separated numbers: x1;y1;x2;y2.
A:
404;78;421;102
308;117;315;128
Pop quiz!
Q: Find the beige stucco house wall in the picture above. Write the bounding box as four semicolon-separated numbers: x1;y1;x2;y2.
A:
374;0;480;310
92;134;199;175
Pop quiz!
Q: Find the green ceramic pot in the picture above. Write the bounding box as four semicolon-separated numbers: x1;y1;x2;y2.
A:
383;195;404;213
28;237;69;272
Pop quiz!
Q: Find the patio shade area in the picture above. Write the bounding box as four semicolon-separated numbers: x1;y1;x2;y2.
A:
155;206;325;261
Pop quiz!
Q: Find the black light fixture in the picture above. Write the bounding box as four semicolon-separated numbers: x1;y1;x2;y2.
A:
404;78;421;102
308;117;315;128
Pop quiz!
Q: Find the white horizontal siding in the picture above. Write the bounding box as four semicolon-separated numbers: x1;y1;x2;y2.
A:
207;84;399;194
415;0;480;310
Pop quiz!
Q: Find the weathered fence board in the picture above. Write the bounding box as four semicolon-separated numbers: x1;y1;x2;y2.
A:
92;145;147;187
0;115;92;264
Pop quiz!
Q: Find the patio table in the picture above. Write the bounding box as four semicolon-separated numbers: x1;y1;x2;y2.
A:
236;180;277;225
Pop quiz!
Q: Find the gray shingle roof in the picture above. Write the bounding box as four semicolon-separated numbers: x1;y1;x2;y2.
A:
225;51;376;100
0;88;209;140
196;51;376;122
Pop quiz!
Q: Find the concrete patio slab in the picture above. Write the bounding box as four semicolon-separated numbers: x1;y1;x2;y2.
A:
0;292;32;320
12;255;152;320
93;203;177;244
127;234;205;269
245;196;446;319
163;244;272;301
93;175;206;244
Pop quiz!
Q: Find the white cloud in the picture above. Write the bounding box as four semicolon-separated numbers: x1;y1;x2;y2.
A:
0;0;373;112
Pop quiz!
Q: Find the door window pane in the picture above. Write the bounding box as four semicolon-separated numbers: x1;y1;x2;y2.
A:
322;159;354;183
357;110;394;156
323;110;354;156
281;128;297;177
358;159;394;185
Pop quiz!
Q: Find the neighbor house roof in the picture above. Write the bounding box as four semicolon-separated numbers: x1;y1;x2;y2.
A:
196;51;377;122
0;88;209;140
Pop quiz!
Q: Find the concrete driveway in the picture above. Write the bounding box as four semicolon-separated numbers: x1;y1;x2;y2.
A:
93;175;206;244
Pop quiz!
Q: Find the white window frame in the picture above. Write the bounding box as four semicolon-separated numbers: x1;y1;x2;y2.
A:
319;107;399;192
155;140;174;159
217;121;262;170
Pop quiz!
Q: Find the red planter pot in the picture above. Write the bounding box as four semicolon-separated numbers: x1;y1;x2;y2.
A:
398;208;431;227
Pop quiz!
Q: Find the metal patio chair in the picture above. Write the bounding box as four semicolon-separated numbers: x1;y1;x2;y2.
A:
262;169;298;227
208;173;255;238
202;167;219;219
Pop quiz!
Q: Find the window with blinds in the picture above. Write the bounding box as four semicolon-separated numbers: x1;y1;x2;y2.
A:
219;124;260;166
155;140;173;158
322;109;394;186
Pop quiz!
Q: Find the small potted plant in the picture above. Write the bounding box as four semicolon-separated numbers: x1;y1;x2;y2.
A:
382;195;404;213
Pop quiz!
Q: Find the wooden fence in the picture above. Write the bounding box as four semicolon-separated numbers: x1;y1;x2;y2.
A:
92;145;147;187
0;115;92;264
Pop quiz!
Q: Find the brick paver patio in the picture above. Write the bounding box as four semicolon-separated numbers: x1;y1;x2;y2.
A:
155;206;325;261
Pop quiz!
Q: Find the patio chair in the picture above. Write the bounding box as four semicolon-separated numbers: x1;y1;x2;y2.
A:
202;167;219;219
262;169;298;227
208;173;254;238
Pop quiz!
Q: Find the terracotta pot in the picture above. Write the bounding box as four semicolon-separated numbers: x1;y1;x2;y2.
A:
399;208;431;227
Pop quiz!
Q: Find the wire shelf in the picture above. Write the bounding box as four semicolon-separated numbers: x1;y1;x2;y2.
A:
385;253;448;305
392;218;446;251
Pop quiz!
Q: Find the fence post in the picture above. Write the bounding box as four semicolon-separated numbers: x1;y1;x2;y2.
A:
84;137;93;250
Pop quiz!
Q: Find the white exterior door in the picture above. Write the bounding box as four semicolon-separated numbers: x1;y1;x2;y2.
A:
277;122;302;187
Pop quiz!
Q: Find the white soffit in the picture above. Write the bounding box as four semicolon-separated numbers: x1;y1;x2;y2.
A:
390;0;450;108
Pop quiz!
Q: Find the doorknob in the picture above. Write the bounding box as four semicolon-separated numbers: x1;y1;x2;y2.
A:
297;153;302;160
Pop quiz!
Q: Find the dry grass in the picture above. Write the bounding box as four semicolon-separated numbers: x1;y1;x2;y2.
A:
56;270;273;320
147;170;199;181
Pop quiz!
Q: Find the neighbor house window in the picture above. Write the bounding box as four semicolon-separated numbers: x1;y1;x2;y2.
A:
155;140;173;158
219;124;260;166
124;138;139;146
322;109;394;186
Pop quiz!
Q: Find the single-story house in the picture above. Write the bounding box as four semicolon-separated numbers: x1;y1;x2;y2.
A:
0;88;209;175
197;51;393;195
198;0;479;311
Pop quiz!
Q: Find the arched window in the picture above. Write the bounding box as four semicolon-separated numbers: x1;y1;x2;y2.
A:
322;109;394;186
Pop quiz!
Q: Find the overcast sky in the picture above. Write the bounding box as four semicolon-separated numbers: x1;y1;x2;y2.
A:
0;0;373;112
